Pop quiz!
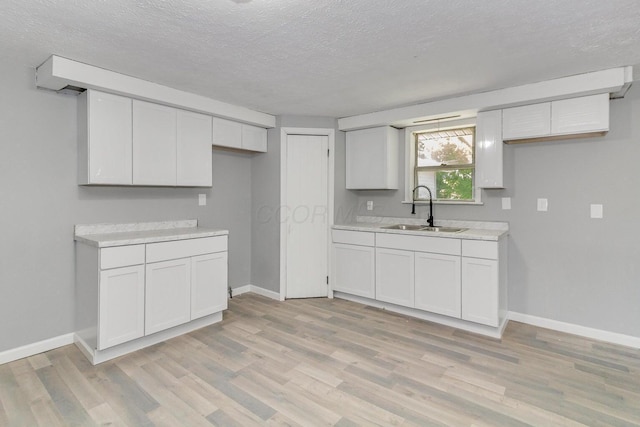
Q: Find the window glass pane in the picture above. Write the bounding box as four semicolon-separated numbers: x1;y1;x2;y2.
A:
416;128;474;167
416;169;473;201
436;168;473;200
415;171;436;199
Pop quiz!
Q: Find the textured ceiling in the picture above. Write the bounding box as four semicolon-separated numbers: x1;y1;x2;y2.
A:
1;0;639;118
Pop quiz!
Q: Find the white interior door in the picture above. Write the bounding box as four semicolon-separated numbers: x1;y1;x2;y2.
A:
285;134;329;298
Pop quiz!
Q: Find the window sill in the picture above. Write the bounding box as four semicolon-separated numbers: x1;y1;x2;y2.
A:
402;200;484;206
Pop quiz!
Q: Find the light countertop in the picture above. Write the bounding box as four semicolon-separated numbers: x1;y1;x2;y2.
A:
74;220;228;248
333;216;508;241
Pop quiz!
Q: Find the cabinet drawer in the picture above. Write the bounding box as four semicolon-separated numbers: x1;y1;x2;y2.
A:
100;245;145;270
146;236;227;263
462;240;498;260
376;233;460;256
332;229;375;246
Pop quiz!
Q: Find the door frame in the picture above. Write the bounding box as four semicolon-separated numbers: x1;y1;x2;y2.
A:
280;127;335;301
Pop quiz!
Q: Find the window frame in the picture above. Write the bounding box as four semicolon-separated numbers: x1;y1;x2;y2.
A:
404;117;483;205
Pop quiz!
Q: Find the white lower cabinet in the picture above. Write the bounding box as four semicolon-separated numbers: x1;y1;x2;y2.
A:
145;258;192;335
75;234;229;363
332;228;507;334
375;248;414;307
98;265;145;350
462;257;499;327
332;243;375;298
191;252;228;319
414;252;461;318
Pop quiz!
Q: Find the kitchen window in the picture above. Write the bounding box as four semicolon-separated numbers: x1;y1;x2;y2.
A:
411;125;476;202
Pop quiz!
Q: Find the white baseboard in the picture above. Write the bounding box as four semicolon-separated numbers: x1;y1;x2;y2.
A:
335;292;507;339
0;333;75;365
508;311;640;349
232;284;281;300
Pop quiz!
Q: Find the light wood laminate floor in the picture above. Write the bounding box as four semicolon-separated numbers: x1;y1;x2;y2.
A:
1;293;639;426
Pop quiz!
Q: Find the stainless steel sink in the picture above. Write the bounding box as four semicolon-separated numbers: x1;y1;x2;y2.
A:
381;224;425;231
420;226;467;233
382;224;467;233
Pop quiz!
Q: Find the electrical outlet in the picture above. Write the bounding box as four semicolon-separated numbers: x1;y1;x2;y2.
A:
366;200;373;211
537;198;548;212
198;194;206;206
590;204;603;219
501;197;511;210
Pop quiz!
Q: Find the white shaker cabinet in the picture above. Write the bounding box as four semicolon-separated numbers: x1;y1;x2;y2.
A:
461;240;503;327
502;94;609;143
145;258;192;335
75;226;229;364
191;252;228;319
98;264;145;350
132;100;177;186
475;110;504;189
331;230;375;298
375;248;414;307
346;126;399;189
414;252;461;318
241;124;268;152
96;244;146;351
551;93;609;135
212;117;267;152
212;117;242;149
78;90;133;185
502;102;551;140
177;110;212;187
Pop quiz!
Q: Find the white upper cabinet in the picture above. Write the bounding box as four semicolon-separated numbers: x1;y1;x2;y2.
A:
346;126;399;189
78;90;133;185
212;117;242;149
503;94;609;143
132;100;177;186
551;93;609;135
475;110;504;189
212;117;267;152
241;124;268;152
502;102;551;140
177;110;212;187
79;91;213;187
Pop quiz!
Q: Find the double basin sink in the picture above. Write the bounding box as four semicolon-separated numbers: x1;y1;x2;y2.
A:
381;224;467;233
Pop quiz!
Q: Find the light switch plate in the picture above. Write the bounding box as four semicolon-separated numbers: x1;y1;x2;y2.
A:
198;194;206;206
537;198;548;212
367;200;373;211
590;204;603;219
501;197;511;210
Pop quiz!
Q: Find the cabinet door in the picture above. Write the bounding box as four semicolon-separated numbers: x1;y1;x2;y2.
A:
133;100;177;186
475;110;504;189
82;90;133;185
461;257;499;326
332;243;375;298
191;252;228;320
241;124;267;152
414;252;461;318
98;265;144;350
177;110;212;187
212;117;242;149
502;103;551;140
375;248;414;307
145;258;191;335
346;126;398;190
551;94;609;135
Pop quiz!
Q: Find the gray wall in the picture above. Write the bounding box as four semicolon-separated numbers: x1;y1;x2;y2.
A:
0;61;253;352
250;115;358;293
350;86;640;337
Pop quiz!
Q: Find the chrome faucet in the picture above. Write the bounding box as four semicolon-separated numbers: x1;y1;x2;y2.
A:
411;185;434;227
